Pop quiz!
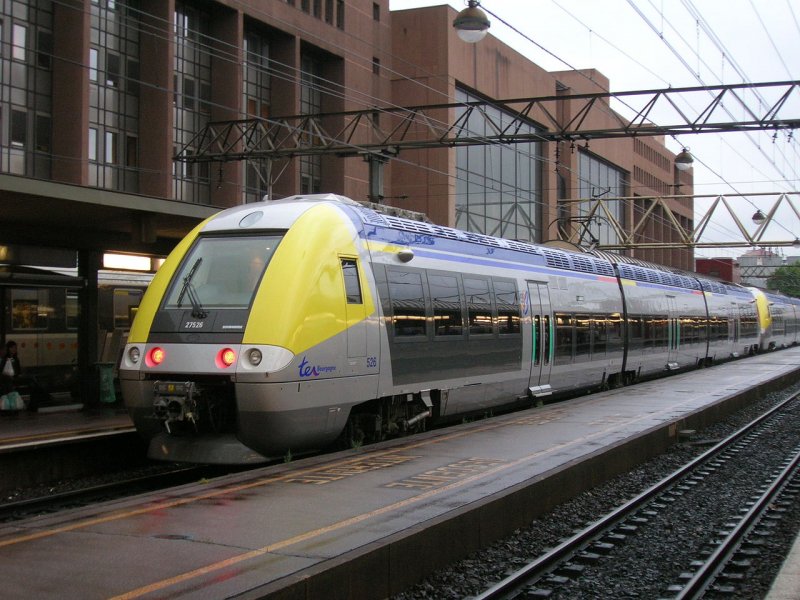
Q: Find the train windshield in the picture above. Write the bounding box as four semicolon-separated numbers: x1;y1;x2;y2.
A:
163;235;283;310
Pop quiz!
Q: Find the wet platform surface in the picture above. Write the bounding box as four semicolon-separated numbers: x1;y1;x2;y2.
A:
0;404;133;452
1;347;799;599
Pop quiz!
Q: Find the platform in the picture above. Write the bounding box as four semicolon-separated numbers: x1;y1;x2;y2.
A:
0;404;133;452
1;347;798;599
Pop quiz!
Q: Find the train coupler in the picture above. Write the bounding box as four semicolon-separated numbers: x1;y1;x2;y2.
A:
152;381;199;434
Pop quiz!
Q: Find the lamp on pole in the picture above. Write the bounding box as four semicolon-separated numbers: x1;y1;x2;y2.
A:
453;0;490;43
674;147;694;171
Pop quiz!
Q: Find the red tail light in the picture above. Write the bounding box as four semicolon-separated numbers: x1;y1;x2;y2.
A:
147;347;165;367
218;348;236;368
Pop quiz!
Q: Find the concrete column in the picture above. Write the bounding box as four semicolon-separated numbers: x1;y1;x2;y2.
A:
78;249;101;407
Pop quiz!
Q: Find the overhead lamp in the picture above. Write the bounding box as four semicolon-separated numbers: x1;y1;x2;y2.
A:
752;209;766;226
453;0;490;43
792;237;800;248
674;147;694;171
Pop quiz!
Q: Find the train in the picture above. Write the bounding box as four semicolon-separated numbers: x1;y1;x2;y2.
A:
0;265;148;404
118;194;800;464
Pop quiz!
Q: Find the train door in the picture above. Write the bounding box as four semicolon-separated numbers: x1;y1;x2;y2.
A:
527;281;552;398
341;258;367;370
666;295;680;369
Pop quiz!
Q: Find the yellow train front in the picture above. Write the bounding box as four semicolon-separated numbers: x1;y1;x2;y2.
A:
120;195;382;464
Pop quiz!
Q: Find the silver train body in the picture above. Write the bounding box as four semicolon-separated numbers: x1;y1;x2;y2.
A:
119;195;800;464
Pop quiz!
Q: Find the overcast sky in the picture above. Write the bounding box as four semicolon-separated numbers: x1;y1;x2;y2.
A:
389;0;800;258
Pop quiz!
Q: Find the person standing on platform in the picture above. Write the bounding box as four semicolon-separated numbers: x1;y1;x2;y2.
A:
0;340;21;394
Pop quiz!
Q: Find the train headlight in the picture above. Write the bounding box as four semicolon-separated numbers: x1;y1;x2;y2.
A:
219;348;236;368
147;347;165;367
128;347;141;364
248;349;263;366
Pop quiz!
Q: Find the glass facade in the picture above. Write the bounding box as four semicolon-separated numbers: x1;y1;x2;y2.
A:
242;30;271;203
455;88;542;242
299;52;322;195
577;151;627;247
0;0;52;178
173;1;212;203
89;0;140;191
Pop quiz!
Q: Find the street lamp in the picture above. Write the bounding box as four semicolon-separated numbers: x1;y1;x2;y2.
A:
752;209;766;226
453;0;490;43
674;147;694;171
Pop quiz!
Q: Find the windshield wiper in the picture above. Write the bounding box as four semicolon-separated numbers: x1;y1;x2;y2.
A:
177;257;208;319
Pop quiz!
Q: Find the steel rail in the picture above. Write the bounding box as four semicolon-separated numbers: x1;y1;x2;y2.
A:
474;392;800;600
675;444;800;599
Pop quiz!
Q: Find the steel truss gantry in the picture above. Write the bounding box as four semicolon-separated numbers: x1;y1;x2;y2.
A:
175;80;799;162
559;191;800;250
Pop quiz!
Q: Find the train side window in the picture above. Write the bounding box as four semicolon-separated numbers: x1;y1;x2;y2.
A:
626;315;643;351
463;277;493;336
11;289;48;330
544;315;551;364
387;269;427;338
606;313;623;353
593;315;608;355
113;288;144;329
66;292;80;330
533;315;541;365
554;312;574;365
494;279;520;335
341;259;362;304
574;313;591;359
429;273;463;337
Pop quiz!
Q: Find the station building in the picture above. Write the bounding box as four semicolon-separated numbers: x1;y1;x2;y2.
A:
0;0;693;404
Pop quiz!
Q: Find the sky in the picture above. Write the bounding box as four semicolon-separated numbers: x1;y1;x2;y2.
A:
389;0;800;259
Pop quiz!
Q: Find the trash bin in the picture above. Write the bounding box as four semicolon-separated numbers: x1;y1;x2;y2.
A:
96;362;116;404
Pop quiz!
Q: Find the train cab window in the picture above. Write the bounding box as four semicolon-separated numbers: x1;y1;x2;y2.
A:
387;269;427;338
464;277;493;335
341;259;362;304
494;280;520;335
11;289;49;330
163;235;282;310
429;273;463;337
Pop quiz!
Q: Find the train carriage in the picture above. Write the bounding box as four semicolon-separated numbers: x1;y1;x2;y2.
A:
118;194;798;464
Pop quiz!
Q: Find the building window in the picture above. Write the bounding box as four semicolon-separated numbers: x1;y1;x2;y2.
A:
372;57;380;75
89;48;98;81
325;0;333;24
10;110;26;146
300;52;322;195
577;151;627;248
373;2;380;21
89;128;98;161
455;87;542;243
89;0;141;191
243;30;272;202
105;131;117;163
12;24;26;61
173;1;212;203
37;30;52;69
336;0;344;29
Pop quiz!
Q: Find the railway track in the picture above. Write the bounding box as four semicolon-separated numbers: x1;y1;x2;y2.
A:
473;393;800;600
0;463;255;522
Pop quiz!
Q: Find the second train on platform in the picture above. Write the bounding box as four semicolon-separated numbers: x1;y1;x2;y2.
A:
119;194;800;464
